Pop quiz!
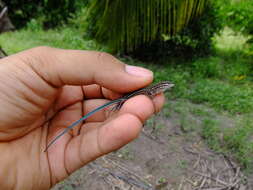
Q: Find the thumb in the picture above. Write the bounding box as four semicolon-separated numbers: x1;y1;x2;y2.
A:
13;46;153;92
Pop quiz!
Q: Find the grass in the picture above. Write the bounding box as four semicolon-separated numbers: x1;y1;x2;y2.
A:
202;116;253;171
0;27;100;54
223;118;253;169
201;118;222;151
188;79;253;113
117;145;134;160
0;26;253;170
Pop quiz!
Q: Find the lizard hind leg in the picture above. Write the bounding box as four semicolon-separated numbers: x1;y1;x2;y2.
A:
110;99;126;112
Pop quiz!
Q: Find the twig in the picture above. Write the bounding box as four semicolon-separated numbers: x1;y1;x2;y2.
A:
142;128;165;144
193;154;201;169
194;171;229;187
178;177;184;190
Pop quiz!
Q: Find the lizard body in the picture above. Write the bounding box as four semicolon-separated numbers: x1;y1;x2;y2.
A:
44;81;174;151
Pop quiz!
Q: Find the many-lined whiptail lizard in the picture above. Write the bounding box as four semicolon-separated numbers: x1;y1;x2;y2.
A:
44;81;174;151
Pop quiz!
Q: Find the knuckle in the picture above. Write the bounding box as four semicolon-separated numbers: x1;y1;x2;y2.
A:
96;52;116;64
97;52;113;58
31;46;54;54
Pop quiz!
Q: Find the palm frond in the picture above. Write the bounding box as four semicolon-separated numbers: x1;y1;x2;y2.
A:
87;0;207;52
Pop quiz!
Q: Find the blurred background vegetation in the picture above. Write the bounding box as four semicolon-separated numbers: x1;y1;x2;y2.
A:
4;0;253;58
1;0;253;171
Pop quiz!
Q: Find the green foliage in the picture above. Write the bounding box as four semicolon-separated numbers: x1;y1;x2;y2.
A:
68;7;89;33
4;0;88;28
220;50;253;82
42;0;77;28
86;0;208;53
221;0;253;35
217;0;253;54
26;19;44;32
191;57;223;78
3;0;42;28
131;0;223;61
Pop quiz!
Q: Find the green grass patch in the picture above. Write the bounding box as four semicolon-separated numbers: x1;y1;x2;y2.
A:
188;79;253;113
0;28;99;54
190;107;213;117
201;116;253;170
148;61;253;114
223;118;253;170
201;118;221;151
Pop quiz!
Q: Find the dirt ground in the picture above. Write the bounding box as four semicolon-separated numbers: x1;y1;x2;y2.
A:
52;102;252;190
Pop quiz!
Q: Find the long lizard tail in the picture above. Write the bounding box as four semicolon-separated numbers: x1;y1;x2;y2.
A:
44;98;124;152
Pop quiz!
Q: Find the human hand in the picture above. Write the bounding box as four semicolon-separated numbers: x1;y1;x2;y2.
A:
0;47;165;189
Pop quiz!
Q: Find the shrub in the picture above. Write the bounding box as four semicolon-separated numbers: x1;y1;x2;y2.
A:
218;0;253;55
3;0;88;28
222;0;253;35
3;0;42;28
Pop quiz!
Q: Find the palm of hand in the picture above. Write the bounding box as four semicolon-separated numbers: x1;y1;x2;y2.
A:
0;48;159;190
0;80;121;189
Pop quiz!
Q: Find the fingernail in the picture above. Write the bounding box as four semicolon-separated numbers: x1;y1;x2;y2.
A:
125;65;153;77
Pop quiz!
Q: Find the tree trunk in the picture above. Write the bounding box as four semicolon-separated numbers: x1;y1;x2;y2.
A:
0;0;13;58
0;0;15;33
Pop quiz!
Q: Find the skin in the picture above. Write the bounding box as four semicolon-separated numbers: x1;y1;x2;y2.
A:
0;46;165;190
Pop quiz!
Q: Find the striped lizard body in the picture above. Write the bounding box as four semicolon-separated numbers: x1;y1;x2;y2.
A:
44;81;174;151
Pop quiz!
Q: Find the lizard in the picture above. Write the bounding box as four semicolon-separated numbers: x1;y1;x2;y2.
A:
44;81;174;151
